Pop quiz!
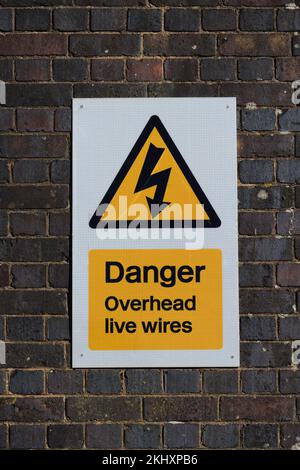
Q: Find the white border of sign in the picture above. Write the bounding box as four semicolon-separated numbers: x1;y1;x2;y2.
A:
72;98;239;368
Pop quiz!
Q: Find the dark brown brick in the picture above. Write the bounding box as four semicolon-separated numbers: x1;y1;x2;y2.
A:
0;290;66;314
55;108;71;132
53;8;88;31
10;370;44;395
221;397;294;421
127;59;162;82
10;212;46;236
74;83;146;98
279;317;300;340
202;425;239;449
281;424;300;449
240;289;294;313
0;58;13;81
240;317;276;341
0;134;68;158
280;371;300;394
49;212;70;236
277;264;300;287
126;369;161;394
238;134;294;158
240;9;273;31
242;424;278;449
75;0;146;3
238;58;273;81
10;425;46;449
16;8;51;31
6;344;65;368
201;58;235;80
53;59;88;82
241;370;276;394
165;9;200;32
91;8;126;31
7;317;44;341
87;370;122;394
148;83;218;97
202;9;236;31
0;398;64;422
66;397;141;421
144;397;217;422
0;186;68;209
48;424;84;449
277;9;300;31
0;264;9;288
239;264;273;287
51;160;70;183
164;370;201;393
48;371;83;394
0;238;69;262
219;33;290;56
11;264;46;288
241;110;276;132
0;161;9;183
0;34;67;55
0;211;8;237
7;84;72;107
150;1;219;4
0;8;12;32
15;59;51;81
221;83;291;106
17;109;54;132
125;424;161;449
86;424;122;449
49;264;69;288
91;59;124;81
203;371;238;394
70;34;140;56
128;8;161;32
238;187;293;210
12;160;48;183
165;58;198;81
144;34;215;56
164;423;199;449
239;211;275;235
241;343;291;367
0;109;15;131
47;317;70;341
277;58;300;81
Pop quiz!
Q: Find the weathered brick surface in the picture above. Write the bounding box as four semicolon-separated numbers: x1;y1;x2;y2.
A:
202;424;239;449
242;424;278;449
10;424;46;449
86;424;122;449
125;424;161;449
86;369;122;394
0;1;298;450
48;424;84;449
164;423;199;449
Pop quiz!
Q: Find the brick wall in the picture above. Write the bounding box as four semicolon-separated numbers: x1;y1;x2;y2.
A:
0;0;300;451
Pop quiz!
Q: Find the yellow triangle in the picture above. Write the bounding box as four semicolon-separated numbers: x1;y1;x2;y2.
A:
90;116;220;229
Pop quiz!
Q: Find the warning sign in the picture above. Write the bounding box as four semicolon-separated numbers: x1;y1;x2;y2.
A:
89;115;220;228
72;98;239;368
89;249;222;350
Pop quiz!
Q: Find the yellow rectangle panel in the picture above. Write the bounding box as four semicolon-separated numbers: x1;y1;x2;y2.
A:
89;249;222;350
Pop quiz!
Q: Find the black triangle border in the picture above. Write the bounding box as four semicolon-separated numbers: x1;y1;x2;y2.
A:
89;115;221;229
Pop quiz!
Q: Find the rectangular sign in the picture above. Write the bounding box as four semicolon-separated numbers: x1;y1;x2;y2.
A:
89;249;222;351
73;98;239;367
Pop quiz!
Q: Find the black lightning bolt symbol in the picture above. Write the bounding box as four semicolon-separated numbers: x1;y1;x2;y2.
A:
134;143;171;218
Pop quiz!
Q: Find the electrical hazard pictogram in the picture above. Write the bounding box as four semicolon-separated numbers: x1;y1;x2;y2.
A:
89;115;221;228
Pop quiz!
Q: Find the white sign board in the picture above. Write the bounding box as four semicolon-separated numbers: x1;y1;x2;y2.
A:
72;98;239;368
